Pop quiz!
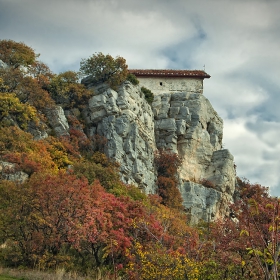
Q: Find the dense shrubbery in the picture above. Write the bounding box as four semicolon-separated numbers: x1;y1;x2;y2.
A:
1;40;280;279
126;73;139;85
141;86;154;104
0;91;38;129
154;149;183;210
0;128;201;278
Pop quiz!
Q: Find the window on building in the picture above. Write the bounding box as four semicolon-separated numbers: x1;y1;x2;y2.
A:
160;82;163;86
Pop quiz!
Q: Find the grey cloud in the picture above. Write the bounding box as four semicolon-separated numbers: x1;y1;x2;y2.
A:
263;150;280;161
246;121;280;148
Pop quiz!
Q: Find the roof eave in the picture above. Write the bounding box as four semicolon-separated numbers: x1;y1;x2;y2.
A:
128;69;211;79
133;74;211;79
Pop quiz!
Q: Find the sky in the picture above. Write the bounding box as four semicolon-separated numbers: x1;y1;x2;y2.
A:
1;0;280;195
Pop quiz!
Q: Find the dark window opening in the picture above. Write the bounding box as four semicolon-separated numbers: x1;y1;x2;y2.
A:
160;82;163;86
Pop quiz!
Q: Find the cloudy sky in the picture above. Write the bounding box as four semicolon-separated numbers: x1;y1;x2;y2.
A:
1;0;280;195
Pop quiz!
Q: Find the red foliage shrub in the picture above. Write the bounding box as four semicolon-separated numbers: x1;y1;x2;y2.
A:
154;149;182;179
154;149;183;210
3;152;40;175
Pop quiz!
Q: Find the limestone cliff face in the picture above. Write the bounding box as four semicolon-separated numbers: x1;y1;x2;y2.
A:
83;82;157;194
47;79;236;223
152;92;236;223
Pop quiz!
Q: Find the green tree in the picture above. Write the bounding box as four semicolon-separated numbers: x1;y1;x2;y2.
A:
126;73;139;85
80;52;128;89
141;86;154;104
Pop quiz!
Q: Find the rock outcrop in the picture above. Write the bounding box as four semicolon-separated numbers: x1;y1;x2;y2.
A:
0;60;7;69
80;79;236;222
0;161;29;183
45;106;70;137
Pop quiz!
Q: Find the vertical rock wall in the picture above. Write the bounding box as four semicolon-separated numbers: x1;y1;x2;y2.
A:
82;80;236;222
83;81;157;193
152;92;236;222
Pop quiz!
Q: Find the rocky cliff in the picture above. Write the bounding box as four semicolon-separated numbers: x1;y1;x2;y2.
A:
152;91;236;223
82;82;157;194
80;80;236;223
0;58;236;223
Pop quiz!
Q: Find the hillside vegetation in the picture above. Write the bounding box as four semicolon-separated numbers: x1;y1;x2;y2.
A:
0;40;280;279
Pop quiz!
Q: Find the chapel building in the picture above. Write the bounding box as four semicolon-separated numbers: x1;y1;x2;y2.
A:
128;69;210;95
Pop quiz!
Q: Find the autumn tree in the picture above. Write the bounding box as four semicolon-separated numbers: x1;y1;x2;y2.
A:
0;126;66;174
0;77;8;92
0;75;40;129
0;40;37;68
0;94;37;129
0;173;92;267
0;40;55;114
0;171;153;271
198;178;280;280
28;60;54;88
0;180;33;266
48;71;93;109
0;67;24;93
198;217;257;279
72;151;122;190
127;241;201;280
235;178;280;280
80;52;128;89
127;195;201;279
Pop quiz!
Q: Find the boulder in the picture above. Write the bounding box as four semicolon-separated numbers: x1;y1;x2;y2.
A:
0;60;7;69
44;106;69;137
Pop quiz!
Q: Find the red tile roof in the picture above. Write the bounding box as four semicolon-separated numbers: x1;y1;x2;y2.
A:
129;69;210;79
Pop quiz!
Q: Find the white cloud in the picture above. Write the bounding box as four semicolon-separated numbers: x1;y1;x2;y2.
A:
1;0;280;195
224;117;280;195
